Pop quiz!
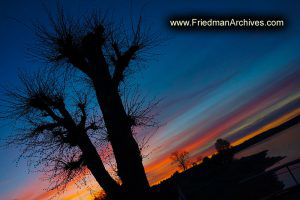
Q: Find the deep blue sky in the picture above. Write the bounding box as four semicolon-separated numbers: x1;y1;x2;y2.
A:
1;0;300;199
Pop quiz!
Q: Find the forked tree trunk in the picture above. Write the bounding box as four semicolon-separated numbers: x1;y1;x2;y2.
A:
78;132;123;199
93;77;150;198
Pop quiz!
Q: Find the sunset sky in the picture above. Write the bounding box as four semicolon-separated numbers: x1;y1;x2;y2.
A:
1;0;300;199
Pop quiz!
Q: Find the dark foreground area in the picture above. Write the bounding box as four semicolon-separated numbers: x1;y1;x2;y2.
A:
151;150;286;200
147;116;300;200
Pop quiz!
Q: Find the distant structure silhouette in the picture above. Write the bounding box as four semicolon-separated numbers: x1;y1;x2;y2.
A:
215;138;231;153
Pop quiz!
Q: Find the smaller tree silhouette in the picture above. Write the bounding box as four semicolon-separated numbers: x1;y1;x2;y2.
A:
170;151;190;171
215;138;231;153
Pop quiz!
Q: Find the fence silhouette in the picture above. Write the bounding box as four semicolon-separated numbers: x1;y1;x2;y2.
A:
239;158;300;199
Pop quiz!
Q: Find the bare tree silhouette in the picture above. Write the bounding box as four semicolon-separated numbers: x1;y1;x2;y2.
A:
1;6;161;198
170;151;190;171
1;71;119;197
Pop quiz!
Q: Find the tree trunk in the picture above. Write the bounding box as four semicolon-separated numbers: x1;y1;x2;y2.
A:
93;78;150;198
78;132;123;199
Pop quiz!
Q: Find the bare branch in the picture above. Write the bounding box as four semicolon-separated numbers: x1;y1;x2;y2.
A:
0;70;108;192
